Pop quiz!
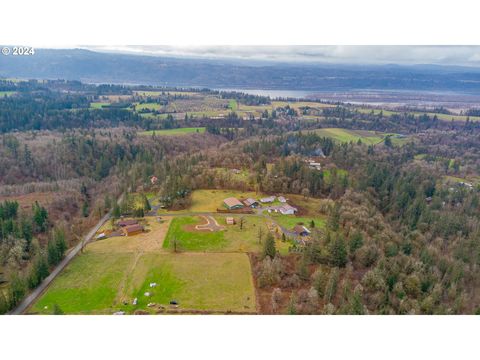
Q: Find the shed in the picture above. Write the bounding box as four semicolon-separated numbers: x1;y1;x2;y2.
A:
226;217;235;225
278;196;287;203
260;196;276;203
117;219;138;227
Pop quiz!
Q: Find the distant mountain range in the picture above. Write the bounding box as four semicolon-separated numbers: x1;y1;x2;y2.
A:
2;48;480;93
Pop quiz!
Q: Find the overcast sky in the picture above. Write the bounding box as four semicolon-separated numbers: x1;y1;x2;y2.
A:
84;45;480;67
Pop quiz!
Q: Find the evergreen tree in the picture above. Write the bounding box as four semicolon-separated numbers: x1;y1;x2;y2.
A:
297;253;309;280
82;202;89;217
142;194;151;212
327;203;340;231
330;235;348;267
54;228;67;258
8;274;26;309
262;233;276;259
349;231;364;253
112;203;121;218
47;239;60;266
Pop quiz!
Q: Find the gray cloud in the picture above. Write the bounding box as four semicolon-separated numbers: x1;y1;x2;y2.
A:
83;45;480;67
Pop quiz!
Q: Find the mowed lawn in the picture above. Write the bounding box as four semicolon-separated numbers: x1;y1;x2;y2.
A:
138;127;205;136
163;215;290;254
163;216;228;251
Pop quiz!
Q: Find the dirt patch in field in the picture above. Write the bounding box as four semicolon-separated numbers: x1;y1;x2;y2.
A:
90;217;172;253
183;216;225;232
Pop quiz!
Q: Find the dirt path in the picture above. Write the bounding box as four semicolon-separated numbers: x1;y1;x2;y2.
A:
195;215;225;231
115;250;143;305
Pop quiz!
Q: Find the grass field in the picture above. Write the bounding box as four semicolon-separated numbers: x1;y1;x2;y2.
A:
138;127;206;136
163;215;290;254
311;128;386;145
184;189;262;213
89;102;109;109
31;216;257;314
125;252;256;312
163;216;227;251
31;251;135;314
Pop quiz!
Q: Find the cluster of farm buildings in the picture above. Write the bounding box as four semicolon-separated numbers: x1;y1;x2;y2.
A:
223;195;298;215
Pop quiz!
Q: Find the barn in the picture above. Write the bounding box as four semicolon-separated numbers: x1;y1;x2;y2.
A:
123;224;144;236
223;197;244;210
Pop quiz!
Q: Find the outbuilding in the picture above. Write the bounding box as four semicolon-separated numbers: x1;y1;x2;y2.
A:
117;219;138;227
293;225;310;237
260;196;276;203
223;197;244;210
279;204;298;215
123;224;144;236
243;198;259;208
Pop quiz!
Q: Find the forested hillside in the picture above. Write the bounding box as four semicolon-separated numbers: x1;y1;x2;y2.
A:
1;78;480;314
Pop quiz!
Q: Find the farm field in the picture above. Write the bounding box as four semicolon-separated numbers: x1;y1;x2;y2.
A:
357;107;480;122
311;128;385;144
30;216;257;314
310;128;410;146
125;252;256;312
138;127;206;136
90;102;109;109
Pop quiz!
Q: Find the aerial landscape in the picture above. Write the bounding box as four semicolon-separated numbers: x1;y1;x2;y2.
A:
1;46;480;316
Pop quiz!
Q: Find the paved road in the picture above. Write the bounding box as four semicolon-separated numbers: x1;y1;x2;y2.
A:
10;195;123;315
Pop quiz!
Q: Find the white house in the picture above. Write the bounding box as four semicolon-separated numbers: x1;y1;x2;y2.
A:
279;204;297;215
